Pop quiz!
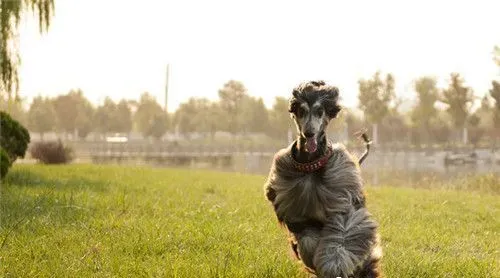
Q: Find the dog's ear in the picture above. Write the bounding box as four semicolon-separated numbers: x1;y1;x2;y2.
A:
288;90;300;114
326;104;342;119
324;86;341;119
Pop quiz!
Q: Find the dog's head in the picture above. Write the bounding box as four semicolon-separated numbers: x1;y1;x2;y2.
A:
288;80;341;153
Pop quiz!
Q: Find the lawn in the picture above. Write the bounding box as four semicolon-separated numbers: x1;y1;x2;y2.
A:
0;164;499;277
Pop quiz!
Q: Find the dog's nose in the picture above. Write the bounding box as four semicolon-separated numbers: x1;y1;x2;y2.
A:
304;131;315;138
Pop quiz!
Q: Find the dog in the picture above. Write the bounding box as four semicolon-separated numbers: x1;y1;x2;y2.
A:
264;81;382;278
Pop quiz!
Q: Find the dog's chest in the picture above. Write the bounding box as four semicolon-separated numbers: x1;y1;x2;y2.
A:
275;174;327;222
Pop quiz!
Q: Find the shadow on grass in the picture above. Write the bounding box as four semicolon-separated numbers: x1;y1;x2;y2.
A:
1;169;100;249
3;167;110;192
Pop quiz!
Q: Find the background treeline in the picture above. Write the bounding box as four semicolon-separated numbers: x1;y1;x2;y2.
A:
2;70;500;148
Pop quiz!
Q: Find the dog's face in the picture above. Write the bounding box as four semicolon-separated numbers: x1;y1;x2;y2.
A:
288;81;341;153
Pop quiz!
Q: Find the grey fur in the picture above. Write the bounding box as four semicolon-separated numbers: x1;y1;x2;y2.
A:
265;143;380;277
264;80;381;278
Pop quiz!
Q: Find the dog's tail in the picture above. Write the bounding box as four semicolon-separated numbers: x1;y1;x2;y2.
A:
358;132;372;165
313;208;379;277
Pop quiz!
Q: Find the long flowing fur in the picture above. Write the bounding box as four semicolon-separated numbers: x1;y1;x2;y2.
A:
265;142;382;277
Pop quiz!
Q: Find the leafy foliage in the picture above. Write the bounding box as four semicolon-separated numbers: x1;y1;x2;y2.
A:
0;110;30;162
0;147;10;178
94;97;116;134
358;72;395;124
218;80;248;134
173;97;220;137
268;96;295;140
379;110;408;144
238;96;269;133
134;92;168;139
410;77;439;144
30;140;73;164
466;113;485;146
27;95;56;139
95;98;132;135
428;116;452;144
1;0;54;98
0;96;27;125
52;89;95;139
440;73;474;128
490;80;500;129
411;77;438;127
115;100;133;133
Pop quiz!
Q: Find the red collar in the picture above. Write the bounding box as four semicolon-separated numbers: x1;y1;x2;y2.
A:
288;144;333;173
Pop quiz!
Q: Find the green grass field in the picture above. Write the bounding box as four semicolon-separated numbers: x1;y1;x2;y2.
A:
1;165;499;277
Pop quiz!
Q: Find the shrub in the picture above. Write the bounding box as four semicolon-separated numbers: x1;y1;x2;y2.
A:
30;140;74;164
0;147;10;179
0;111;30;162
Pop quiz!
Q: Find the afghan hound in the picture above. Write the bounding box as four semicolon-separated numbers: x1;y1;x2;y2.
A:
264;81;382;278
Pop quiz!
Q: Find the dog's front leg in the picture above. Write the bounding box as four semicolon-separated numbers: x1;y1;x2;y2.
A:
313;209;378;278
294;227;321;271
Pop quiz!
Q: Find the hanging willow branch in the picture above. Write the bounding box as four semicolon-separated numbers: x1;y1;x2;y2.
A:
0;0;54;100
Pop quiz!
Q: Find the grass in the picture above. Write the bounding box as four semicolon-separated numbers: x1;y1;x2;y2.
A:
0;164;499;277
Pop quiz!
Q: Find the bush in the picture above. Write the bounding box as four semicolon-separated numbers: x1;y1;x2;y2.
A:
30;140;74;164
0;111;30;162
0;111;30;179
0;147;10;179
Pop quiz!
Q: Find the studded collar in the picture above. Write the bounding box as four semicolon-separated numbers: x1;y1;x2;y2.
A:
287;141;334;173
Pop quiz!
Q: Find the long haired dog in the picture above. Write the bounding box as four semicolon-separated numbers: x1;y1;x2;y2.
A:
264;81;382;278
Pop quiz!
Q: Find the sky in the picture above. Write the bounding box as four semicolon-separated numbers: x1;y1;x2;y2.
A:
18;0;500;112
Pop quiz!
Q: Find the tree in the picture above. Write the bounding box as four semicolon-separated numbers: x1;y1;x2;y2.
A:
52;89;94;139
380;108;408;145
94;97;117;135
411;77;438;125
467;113;484;146
27;95;56;139
1;110;30;179
0;111;30;163
481;94;492;111
490;80;500;130
344;109;365;141
358;72;395;123
115;99;132;134
0;95;26;125
174;97;221;138
440;73;474;129
148;113;169;140
238;96;269;133
75;97;94;139
474;95;493;131
411;76;439;144
428;115;451;145
173;99;196;135
134;92;168;139
358;71;396;144
1;0;54;99
206;102;223;139
218;80;248;134
268;96;295;140
95;98;133;135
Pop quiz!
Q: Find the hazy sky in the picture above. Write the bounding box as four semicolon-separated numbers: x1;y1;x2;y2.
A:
18;0;500;112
